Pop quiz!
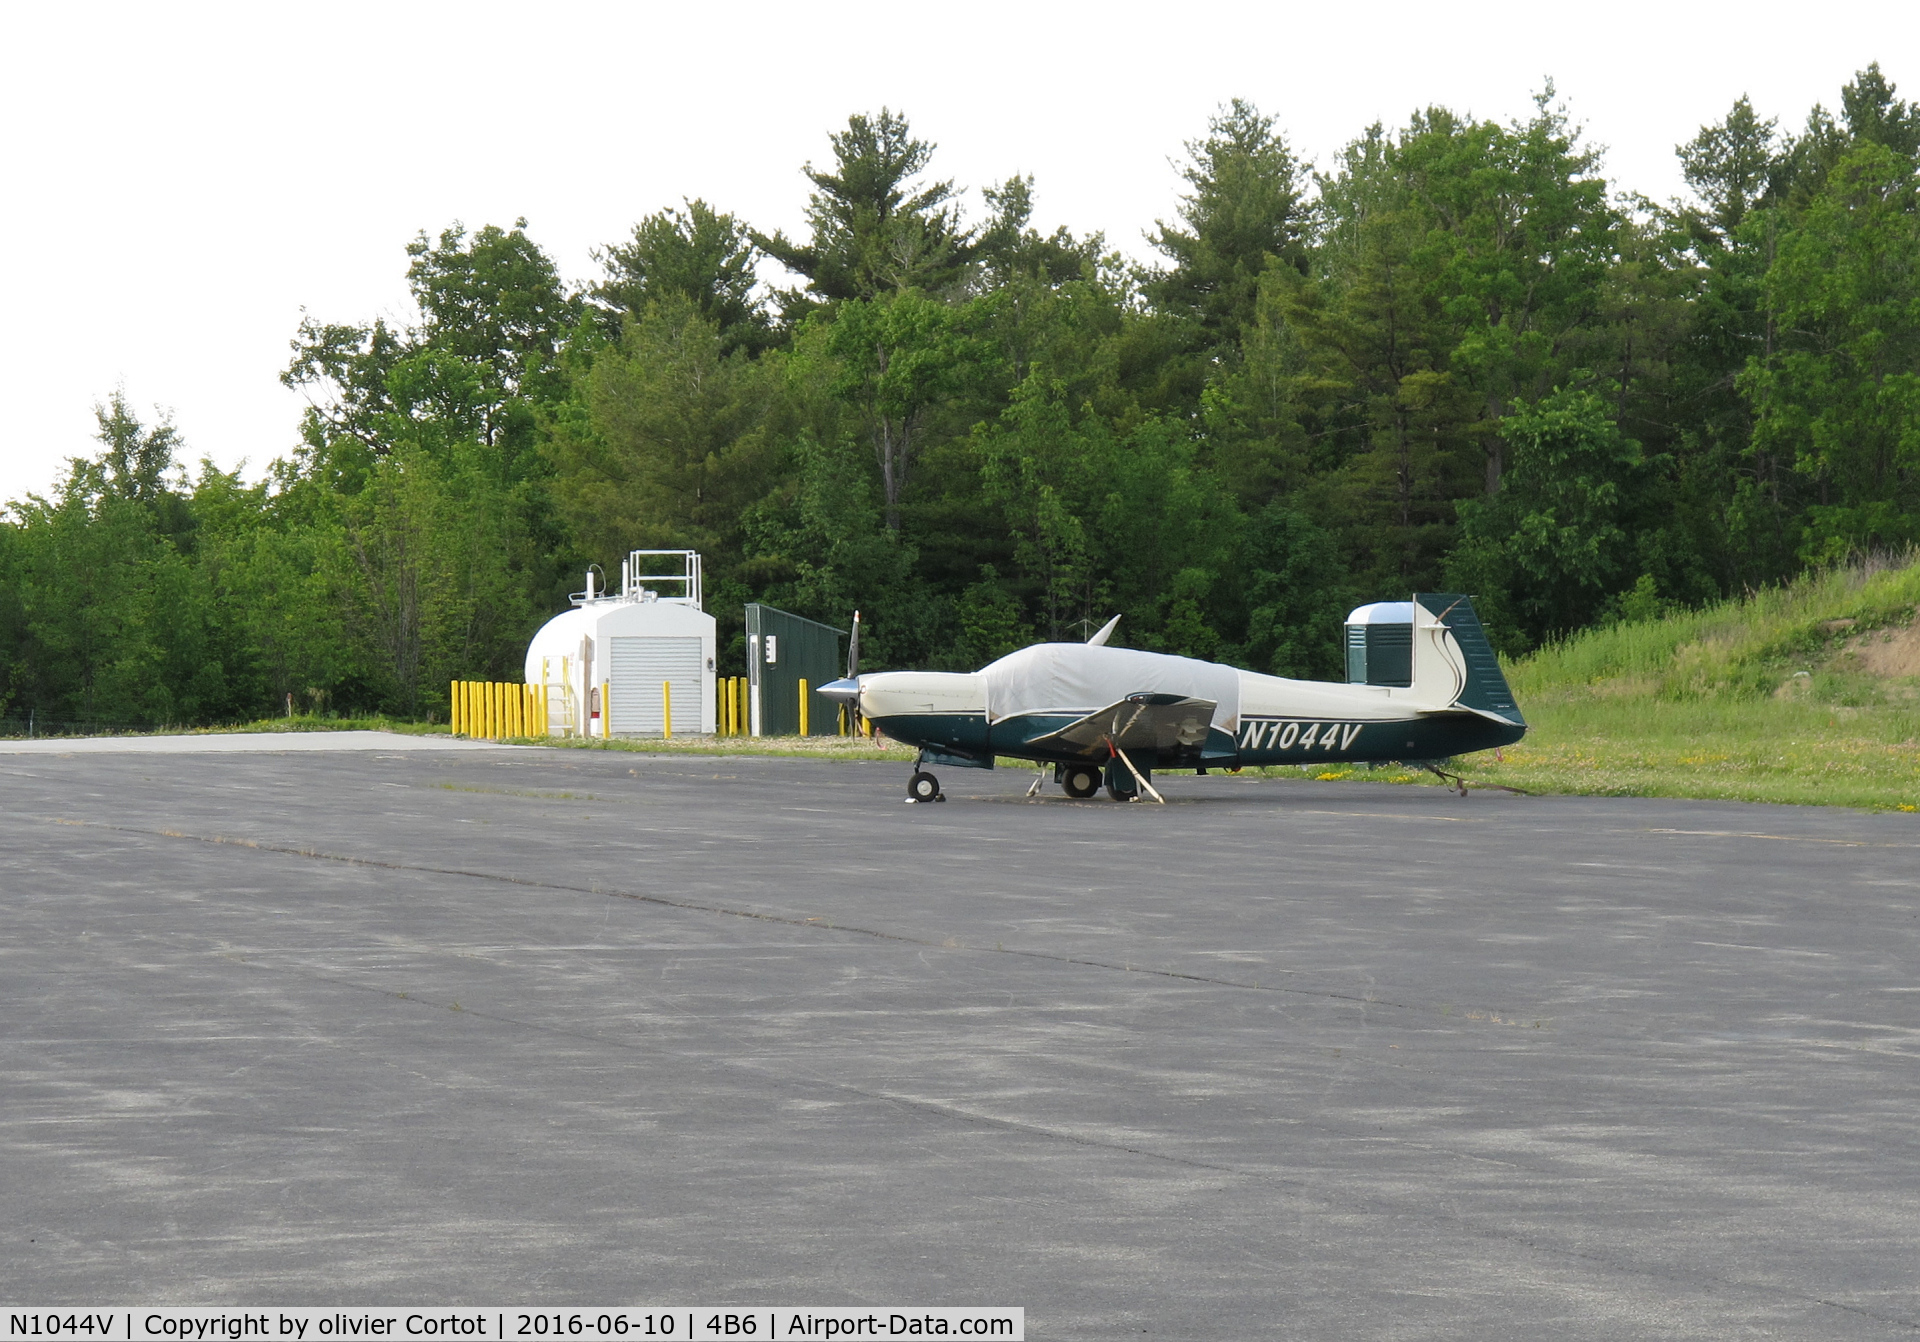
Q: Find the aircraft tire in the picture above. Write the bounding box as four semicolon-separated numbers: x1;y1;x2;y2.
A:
1102;758;1140;802
1061;765;1100;799
907;770;942;803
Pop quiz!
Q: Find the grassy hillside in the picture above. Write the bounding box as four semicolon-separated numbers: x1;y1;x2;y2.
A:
1445;555;1920;808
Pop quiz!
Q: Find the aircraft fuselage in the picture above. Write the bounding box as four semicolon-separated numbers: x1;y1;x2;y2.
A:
857;661;1523;773
821;594;1526;801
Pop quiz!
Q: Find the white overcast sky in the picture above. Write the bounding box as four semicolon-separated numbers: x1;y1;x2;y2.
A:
2;0;1913;504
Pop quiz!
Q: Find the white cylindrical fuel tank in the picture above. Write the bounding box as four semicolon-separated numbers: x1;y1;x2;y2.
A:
524;600;717;737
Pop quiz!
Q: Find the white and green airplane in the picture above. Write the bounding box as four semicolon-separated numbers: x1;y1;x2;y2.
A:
817;593;1525;803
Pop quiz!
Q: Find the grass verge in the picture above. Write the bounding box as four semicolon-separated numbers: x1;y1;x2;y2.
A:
1451;555;1920;810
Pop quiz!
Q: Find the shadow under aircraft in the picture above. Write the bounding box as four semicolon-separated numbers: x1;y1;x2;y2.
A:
817;593;1526;804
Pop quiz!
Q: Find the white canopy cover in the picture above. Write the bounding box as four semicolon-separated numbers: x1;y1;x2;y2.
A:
979;643;1242;733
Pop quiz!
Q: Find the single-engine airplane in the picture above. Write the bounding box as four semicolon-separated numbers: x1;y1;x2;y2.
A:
817;593;1525;803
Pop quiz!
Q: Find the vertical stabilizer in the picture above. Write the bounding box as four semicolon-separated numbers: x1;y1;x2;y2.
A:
1413;594;1524;725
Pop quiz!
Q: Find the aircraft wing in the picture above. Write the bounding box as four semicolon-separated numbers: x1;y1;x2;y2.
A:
1023;692;1217;757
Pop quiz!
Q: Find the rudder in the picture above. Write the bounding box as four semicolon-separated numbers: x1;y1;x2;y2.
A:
1414;593;1524;726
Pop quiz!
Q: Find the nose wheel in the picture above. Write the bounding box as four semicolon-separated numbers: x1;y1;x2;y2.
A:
906;770;944;803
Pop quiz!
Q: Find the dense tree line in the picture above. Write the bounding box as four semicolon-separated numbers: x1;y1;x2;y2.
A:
6;70;1920;726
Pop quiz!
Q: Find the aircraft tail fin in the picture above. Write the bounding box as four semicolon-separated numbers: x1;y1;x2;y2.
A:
1412;593;1524;727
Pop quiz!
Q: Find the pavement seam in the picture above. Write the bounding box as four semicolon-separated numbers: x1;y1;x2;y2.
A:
1635;826;1920;849
51;815;1508;1023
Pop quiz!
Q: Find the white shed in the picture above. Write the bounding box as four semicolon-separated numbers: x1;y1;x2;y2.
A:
523;551;717;737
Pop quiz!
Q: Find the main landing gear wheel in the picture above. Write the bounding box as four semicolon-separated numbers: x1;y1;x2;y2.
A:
1060;765;1100;799
1103;758;1141;803
907;770;944;803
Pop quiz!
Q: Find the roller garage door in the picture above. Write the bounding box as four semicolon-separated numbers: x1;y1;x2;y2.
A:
609;636;703;734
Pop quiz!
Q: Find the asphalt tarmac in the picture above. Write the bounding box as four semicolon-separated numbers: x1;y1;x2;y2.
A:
5;739;1919;1338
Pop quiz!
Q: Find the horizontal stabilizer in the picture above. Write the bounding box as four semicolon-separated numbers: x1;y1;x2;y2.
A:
1025;692;1217;757
1415;704;1528;725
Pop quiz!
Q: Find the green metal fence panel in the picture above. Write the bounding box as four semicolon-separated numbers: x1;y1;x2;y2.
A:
745;603;846;736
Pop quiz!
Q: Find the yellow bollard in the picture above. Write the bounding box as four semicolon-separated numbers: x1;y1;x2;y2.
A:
662;680;672;739
799;679;810;737
602;680;612;739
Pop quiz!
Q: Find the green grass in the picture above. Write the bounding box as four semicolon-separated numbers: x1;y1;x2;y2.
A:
532;732;910;761
1445;554;1920;809
1446;697;1920;809
0;713;454;741
1506;552;1920;700
220;715;451;736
